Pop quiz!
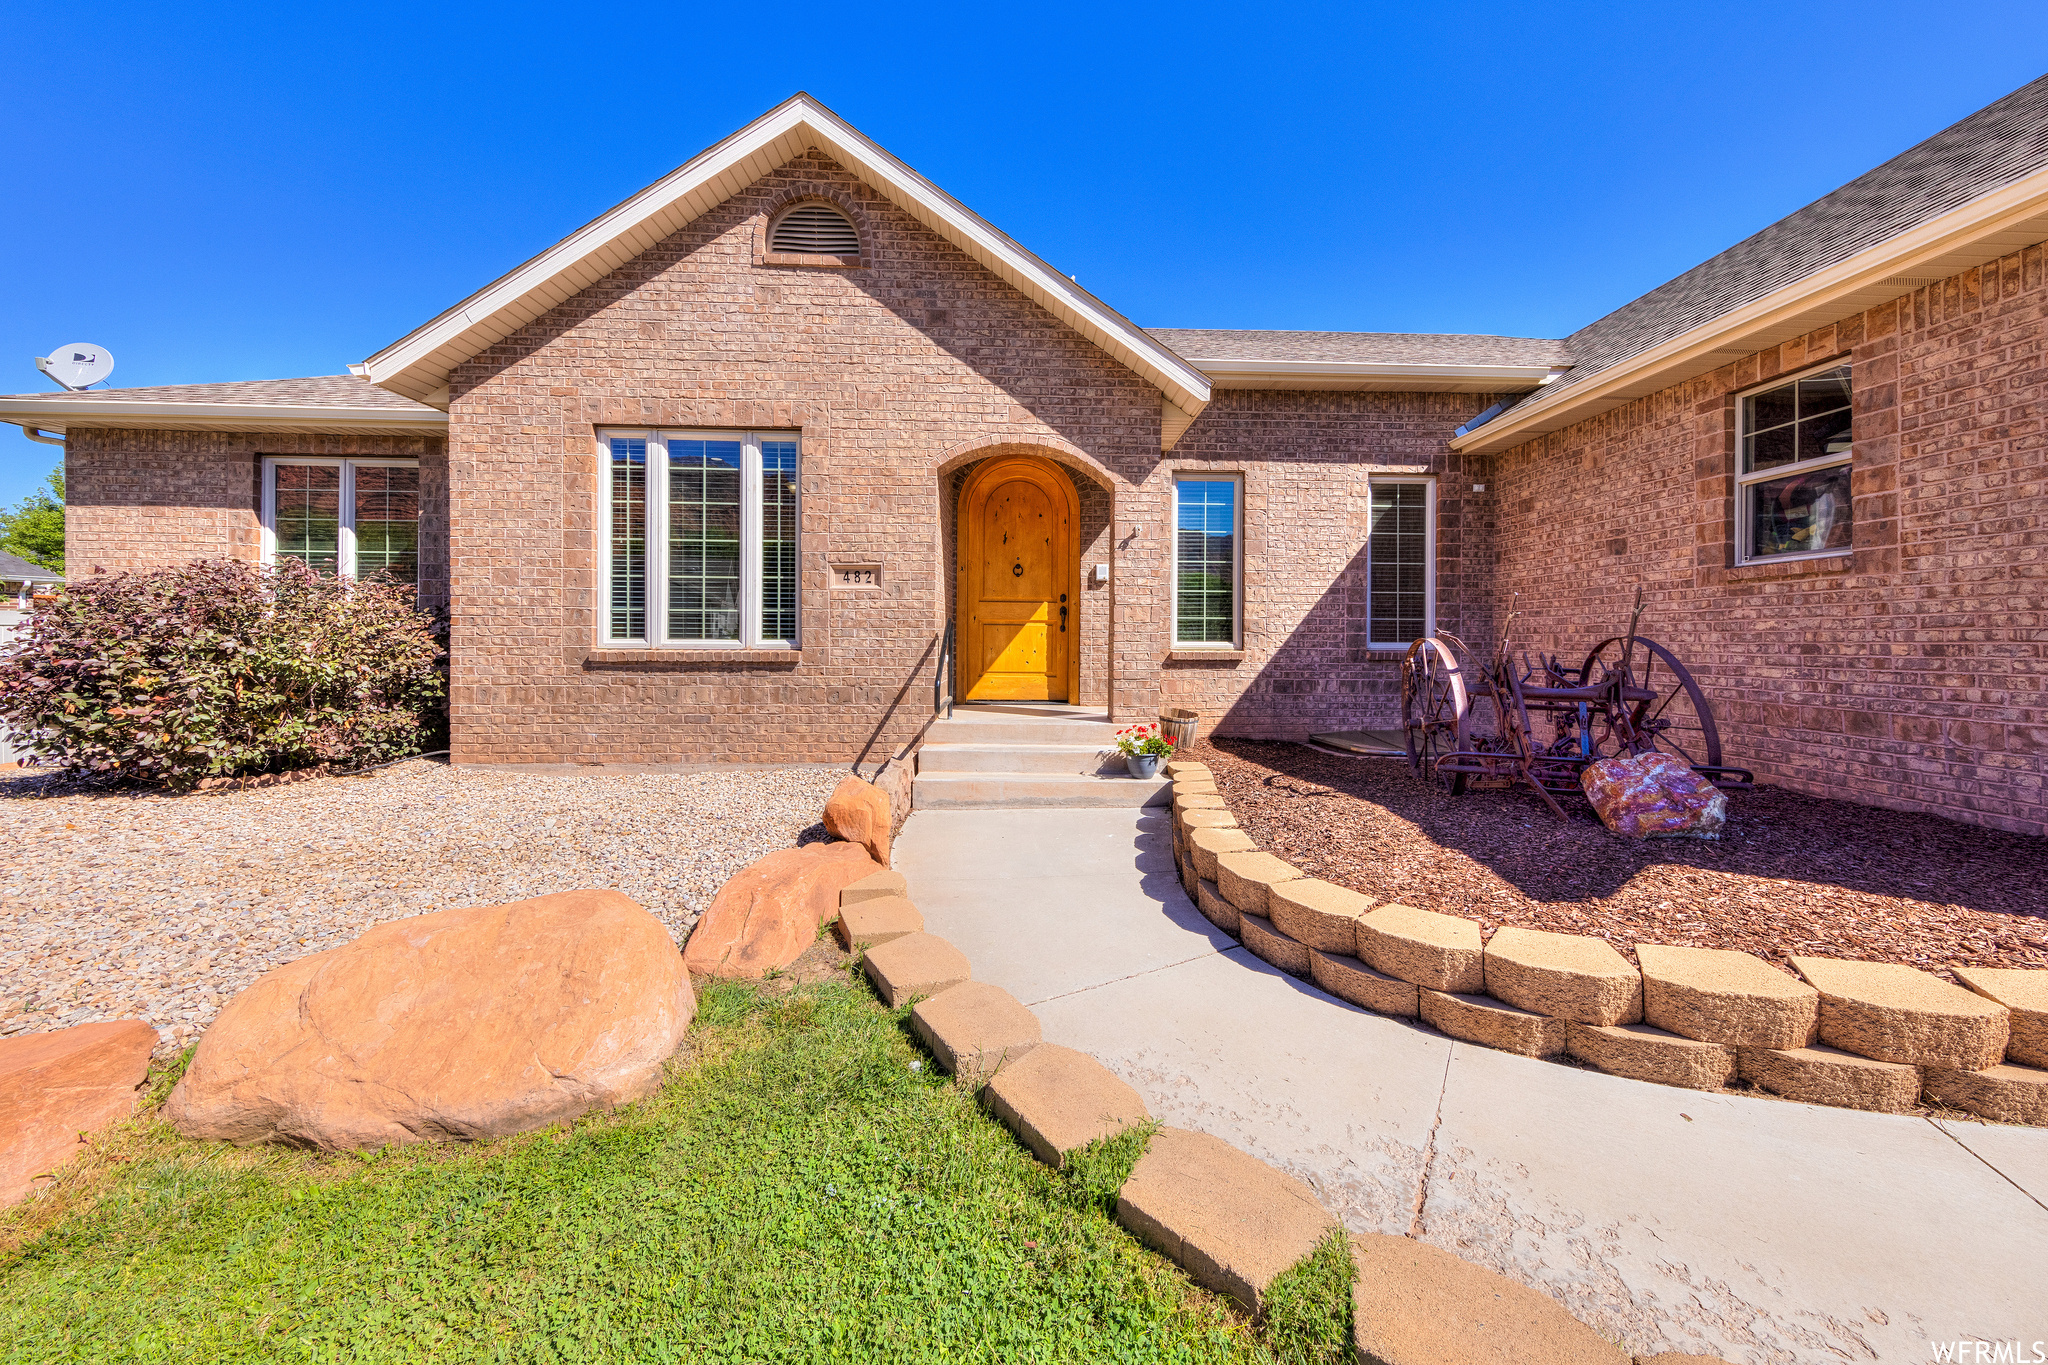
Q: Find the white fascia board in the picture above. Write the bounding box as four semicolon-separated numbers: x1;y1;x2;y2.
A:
361;94;1211;418
1451;164;2048;455
1189;357;1562;386
0;398;448;432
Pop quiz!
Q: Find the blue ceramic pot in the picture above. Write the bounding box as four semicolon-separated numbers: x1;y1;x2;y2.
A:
1126;753;1163;779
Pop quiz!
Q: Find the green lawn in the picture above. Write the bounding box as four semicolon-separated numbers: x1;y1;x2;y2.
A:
1;964;1350;1364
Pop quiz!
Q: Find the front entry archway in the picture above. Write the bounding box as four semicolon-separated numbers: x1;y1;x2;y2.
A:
956;455;1079;701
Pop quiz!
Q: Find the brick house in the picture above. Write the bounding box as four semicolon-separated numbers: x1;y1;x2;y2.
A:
4;81;2045;835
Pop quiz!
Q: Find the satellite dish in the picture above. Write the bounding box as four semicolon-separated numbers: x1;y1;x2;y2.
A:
34;344;115;391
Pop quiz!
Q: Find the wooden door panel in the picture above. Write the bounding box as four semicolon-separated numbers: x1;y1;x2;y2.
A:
958;457;1075;703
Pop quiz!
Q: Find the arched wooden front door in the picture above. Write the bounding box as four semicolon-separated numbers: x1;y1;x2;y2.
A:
957;455;1079;702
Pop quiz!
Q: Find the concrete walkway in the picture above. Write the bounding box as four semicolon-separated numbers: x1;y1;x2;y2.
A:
894;805;2048;1365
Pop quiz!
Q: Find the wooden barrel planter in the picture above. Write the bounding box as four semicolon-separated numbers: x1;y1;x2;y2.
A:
1158;707;1199;751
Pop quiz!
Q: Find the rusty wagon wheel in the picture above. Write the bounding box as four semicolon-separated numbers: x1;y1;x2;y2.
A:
1401;636;1470;794
1578;635;1723;771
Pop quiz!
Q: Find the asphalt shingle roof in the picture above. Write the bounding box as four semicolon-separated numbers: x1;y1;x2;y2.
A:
1525;73;2048;408
1148;328;1570;368
0;375;437;411
0;550;62;582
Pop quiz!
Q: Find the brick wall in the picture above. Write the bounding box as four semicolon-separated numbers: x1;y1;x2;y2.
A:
1486;246;2048;836
445;150;1167;766
1166;389;1501;739
64;429;449;607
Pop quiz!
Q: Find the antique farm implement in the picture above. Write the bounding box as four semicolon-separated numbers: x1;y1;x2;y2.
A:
1399;593;1753;818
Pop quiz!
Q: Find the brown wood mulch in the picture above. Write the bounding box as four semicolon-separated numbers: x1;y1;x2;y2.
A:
1190;739;2048;980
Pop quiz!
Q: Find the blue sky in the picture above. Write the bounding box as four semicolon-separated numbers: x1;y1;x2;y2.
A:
3;1;2045;505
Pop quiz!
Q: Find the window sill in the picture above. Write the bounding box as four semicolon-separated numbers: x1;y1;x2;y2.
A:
585;648;801;669
1166;649;1245;662
1716;553;1854;583
760;251;865;268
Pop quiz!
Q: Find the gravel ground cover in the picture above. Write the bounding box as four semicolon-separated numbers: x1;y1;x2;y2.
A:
0;759;846;1054
1193;739;2048;978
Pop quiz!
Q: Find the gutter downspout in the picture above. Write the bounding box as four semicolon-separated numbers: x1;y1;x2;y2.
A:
21;427;64;447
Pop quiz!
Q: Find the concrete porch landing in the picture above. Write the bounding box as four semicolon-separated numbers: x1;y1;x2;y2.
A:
892;805;2048;1364
912;703;1171;809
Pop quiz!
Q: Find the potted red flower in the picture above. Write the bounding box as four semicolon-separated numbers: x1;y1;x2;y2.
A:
1110;722;1175;778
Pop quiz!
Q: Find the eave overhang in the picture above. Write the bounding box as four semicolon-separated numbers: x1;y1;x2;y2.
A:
359;94;1212;421
1450;163;2048;454
1190;357;1567;394
0;398;450;438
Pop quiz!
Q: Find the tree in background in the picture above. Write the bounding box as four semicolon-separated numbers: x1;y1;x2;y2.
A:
0;466;64;572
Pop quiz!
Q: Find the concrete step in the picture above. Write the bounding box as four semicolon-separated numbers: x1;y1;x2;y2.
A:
912;771;1171;809
918;742;1119;775
926;715;1120;746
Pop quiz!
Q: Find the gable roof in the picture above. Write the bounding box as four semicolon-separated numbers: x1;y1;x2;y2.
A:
359;93;1212;420
1151;328;1569;393
0;375;446;436
0;550;62;583
1455;73;2048;452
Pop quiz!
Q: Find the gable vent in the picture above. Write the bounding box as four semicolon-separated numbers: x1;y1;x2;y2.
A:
770;204;861;256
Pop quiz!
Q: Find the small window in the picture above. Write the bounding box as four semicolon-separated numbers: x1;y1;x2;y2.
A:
1737;364;1852;562
1366;480;1433;647
769;203;860;256
1173;475;1240;647
602;430;800;648
262;457;420;585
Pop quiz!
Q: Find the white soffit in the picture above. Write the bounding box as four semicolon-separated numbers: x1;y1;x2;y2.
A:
0;398;449;438
1452;164;2048;454
1191;357;1564;394
360;94;1213;420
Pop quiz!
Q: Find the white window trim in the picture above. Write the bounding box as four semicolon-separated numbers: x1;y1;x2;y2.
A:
260;454;420;579
1734;361;1854;566
598;428;801;650
1170;472;1245;649
1365;475;1436;649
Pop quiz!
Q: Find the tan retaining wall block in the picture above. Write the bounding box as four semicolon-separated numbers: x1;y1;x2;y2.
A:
1790;957;2009;1070
833;894;924;950
1636;944;1818;1049
982;1044;1149;1168
1567;1023;1735;1092
1922;1062;2048;1125
1164;761;1212;780
1180;809;1240;837
1310;950;1420;1017
1357;903;1484;994
1421;990;1566;1059
1189;827;1255;881
861;932;970;1008
910;981;1041;1086
1350;1232;1628;1365
1736;1044;1922;1114
1116;1127;1337;1313
1215;851;1305;920
1195;879;1239;934
1484;926;1642;1026
839;869;909;906
1951;967;2048;1069
1268;879;1374;955
1173;778;1218;797
1240;915;1311;978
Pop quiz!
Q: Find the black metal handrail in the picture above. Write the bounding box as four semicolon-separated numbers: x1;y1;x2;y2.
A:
934;620;955;719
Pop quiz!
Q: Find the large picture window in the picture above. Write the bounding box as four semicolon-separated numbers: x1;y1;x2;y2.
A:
1366;479;1433;647
601;430;800;648
261;457;420;585
1173;475;1241;647
1738;364;1852;563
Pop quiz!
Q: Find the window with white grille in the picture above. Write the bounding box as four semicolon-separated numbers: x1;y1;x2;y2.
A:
1366;479;1433;647
261;456;420;585
769;203;860;257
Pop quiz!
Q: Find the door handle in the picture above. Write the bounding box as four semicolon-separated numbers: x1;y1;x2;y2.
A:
1060;603;1068;632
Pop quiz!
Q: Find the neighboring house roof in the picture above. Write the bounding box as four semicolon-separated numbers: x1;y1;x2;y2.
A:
0;550;62;583
1150;328;1570;393
0;375;448;437
358;92;1213;423
1454;73;2048;452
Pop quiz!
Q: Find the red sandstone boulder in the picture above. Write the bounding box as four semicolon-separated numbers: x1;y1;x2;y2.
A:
824;775;894;866
165;890;693;1150
1;1019;158;1206
684;841;882;978
871;759;913;835
1581;751;1726;839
